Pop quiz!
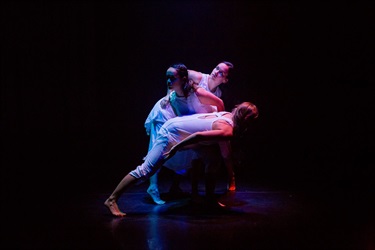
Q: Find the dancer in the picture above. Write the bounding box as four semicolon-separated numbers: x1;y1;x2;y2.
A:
188;61;234;98
145;63;224;204
188;61;237;193
147;61;235;204
104;101;258;217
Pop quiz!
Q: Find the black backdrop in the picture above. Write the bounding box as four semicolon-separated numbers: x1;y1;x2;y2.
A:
2;2;373;203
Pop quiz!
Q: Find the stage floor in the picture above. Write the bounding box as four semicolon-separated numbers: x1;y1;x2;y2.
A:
2;175;373;250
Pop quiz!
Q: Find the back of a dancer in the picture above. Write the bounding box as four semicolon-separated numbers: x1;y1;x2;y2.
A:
162;111;232;132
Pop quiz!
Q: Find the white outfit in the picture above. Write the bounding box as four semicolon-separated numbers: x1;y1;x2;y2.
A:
131;112;233;179
163;91;214;172
163;77;221;172
144;97;176;151
198;73;222;98
144;73;222;174
144;89;216;150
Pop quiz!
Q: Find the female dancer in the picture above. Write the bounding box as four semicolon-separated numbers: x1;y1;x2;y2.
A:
104;101;258;217
144;63;224;204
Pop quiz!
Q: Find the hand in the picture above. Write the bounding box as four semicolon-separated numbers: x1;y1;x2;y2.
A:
187;79;195;87
188;80;199;90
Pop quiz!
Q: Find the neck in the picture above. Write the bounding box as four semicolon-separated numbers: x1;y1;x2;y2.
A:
208;76;219;93
175;89;185;97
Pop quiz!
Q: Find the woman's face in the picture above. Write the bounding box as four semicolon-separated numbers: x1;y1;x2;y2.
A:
166;67;183;90
210;63;229;84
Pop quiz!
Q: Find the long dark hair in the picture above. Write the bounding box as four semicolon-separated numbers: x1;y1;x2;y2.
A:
171;63;190;98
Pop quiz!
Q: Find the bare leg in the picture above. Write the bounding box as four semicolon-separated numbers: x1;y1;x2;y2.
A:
223;157;236;191
147;172;165;205
205;173;226;208
104;174;137;217
227;166;236;191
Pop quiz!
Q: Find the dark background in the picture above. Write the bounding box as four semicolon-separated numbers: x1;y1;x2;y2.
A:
2;1;373;209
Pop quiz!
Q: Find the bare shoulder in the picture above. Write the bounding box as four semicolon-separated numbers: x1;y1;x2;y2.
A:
188;69;203;83
212;120;233;136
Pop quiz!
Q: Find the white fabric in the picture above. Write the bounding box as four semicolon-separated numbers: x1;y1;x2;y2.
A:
143;73;223;173
131;112;233;179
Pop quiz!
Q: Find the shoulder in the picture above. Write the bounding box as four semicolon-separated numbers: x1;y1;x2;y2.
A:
188;69;203;83
212;120;233;137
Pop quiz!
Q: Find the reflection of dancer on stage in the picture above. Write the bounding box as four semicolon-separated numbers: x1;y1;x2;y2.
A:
104;102;259;217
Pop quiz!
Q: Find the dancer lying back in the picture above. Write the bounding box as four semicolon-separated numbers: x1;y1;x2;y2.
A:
104;102;258;217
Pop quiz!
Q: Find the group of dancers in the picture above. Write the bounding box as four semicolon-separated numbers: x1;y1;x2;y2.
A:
104;61;259;217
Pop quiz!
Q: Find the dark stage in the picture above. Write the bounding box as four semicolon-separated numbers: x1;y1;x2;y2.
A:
2;2;374;250
3;170;374;250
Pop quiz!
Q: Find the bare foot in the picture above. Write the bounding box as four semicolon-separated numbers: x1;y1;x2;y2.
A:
104;199;126;217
